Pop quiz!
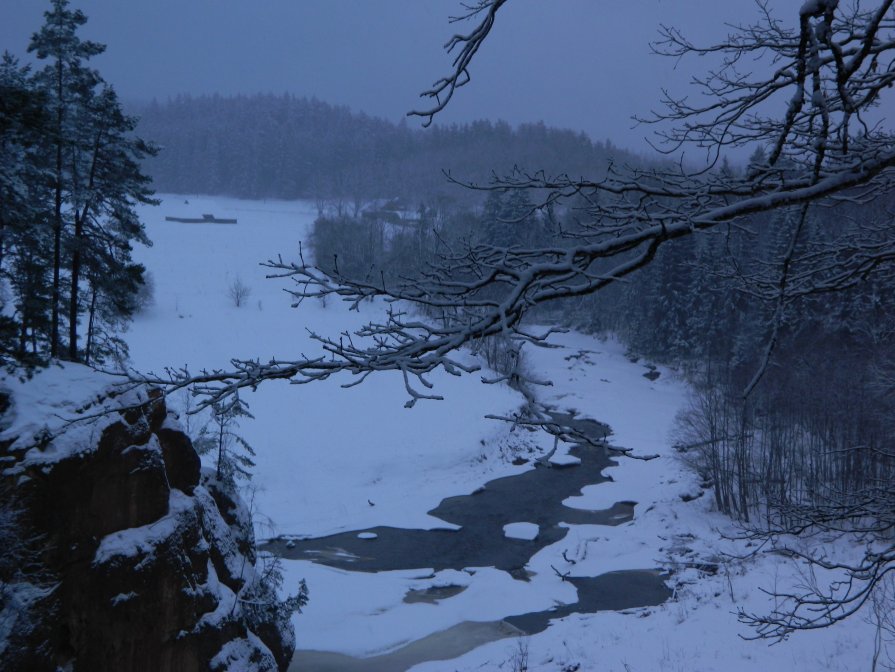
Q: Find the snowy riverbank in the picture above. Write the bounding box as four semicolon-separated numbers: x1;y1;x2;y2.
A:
126;195;880;671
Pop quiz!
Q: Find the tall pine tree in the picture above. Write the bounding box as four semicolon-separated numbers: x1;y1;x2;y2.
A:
27;0;156;363
65;85;157;361
28;0;104;358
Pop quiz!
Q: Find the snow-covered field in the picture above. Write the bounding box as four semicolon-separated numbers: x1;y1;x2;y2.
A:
126;195;881;671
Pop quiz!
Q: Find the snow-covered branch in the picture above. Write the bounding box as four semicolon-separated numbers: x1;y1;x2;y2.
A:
141;4;894;418
407;0;508;127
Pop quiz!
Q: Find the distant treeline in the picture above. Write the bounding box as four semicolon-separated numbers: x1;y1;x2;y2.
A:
132;93;632;205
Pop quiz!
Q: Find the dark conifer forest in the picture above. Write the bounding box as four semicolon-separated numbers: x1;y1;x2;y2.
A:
133;93;628;206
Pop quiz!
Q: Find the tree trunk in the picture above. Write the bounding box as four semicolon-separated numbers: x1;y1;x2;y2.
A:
0;213;7;276
84;283;98;366
68;130;103;362
68;211;83;361
217;417;225;480
18;313;28;355
51;55;64;359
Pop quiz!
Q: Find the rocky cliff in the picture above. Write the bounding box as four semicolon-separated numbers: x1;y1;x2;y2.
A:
0;366;297;671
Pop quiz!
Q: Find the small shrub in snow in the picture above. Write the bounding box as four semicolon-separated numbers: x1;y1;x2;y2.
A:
227;276;252;308
508;637;529;672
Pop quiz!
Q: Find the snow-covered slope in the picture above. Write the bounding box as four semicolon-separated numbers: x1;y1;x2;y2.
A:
130;195;531;538
127;195;880;671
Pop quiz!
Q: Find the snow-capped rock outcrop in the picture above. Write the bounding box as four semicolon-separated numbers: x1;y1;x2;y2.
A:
0;366;294;671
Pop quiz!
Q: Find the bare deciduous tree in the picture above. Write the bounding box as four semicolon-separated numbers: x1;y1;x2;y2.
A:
147;1;894;402
136;2;895;637
228;275;252;308
735;484;895;640
124;0;895;638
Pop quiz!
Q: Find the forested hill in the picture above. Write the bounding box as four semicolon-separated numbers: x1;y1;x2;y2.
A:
132;93;629;203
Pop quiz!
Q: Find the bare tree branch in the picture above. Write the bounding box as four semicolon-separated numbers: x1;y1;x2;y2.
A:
135;4;895;421
408;0;508;127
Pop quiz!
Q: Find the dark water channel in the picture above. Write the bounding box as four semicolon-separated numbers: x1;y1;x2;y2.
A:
266;415;628;574
270;412;671;670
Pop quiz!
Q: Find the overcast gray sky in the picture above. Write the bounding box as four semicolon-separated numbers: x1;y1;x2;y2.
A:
1;1;818;157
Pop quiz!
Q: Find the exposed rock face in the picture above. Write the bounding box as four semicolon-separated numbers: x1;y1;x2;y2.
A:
0;383;294;672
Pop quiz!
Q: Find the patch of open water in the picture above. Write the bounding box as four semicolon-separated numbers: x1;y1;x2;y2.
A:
270;413;671;671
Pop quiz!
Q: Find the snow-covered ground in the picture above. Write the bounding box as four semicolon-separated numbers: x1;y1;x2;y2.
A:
126;195;881;671
129;196;528;538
